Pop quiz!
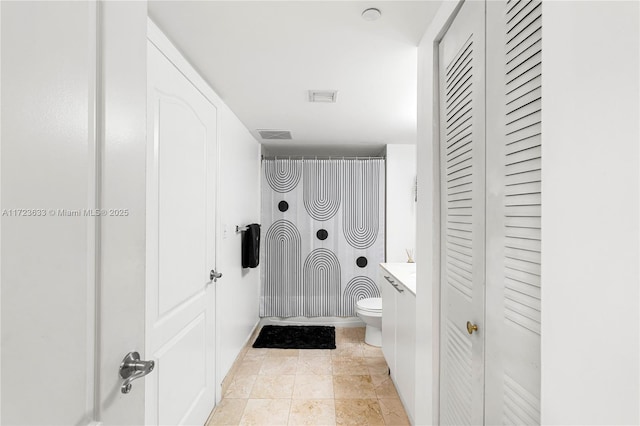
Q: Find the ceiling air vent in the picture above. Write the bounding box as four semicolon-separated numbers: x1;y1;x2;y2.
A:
258;130;292;140
308;90;338;103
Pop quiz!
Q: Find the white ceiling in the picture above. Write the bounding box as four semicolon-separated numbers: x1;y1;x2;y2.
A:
148;1;442;156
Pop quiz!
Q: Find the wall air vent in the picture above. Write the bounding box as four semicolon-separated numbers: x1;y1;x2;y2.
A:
308;90;338;103
258;130;292;140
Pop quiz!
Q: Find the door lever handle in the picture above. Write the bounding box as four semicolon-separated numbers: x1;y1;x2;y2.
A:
119;351;154;394
210;269;223;282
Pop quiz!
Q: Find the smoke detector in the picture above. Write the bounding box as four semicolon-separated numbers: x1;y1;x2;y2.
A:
308;90;338;103
362;8;382;21
258;130;292;140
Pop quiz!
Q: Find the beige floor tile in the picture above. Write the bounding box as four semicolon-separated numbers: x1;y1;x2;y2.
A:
336;327;365;344
332;343;364;358
378;398;410;425
207;398;247;425
334;328;347;340
297;356;333;375
244;348;270;360
333;375;376;399
361;344;384;358
370;375;399;399
250;374;295;399
239;399;291;426
335;399;384;425
288;399;336;425
211;324;396;426
236;359;264;376
332;357;369;376
265;348;300;357
299;349;333;358
364;357;389;376
292;375;334;399
260;356;299;375
225;374;257;399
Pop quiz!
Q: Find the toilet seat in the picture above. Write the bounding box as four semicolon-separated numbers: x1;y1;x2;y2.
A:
356;297;382;314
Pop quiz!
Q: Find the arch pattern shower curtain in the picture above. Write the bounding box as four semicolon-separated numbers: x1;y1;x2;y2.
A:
261;158;385;317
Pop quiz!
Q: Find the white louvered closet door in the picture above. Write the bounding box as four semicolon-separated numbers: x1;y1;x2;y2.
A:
438;1;486;425
485;0;542;424
439;0;542;424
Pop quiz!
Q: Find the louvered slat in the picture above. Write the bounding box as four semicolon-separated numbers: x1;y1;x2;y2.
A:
448;92;473;119
505;235;541;252
505;267;539;292
505;257;541;276
506;123;541;145
447;241;473;258
448;140;473;160
506;76;541;104
506;62;541;93
505;157;541;176
505;181;540;196
445;320;473;423
505;276;541;299
503;378;539;425
506;88;541;115
448;125;473;145
448;150;474;169
505;216;540;228
506;145;541;165
502;0;541;343
505;169;540;185
506;226;540;241
505;205;541;218
506;136;540;157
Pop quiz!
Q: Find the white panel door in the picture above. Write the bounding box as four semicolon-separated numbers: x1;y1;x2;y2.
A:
438;1;486;425
485;1;542;424
146;41;217;426
1;3;97;424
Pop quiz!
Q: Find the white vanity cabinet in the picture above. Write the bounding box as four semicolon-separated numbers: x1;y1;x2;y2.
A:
381;272;398;372
380;263;416;424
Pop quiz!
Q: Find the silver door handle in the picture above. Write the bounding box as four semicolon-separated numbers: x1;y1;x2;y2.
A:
119;351;154;394
384;275;404;293
210;269;223;282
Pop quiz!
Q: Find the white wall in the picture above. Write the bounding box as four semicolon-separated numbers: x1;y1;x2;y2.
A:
540;2;639;424
386;144;417;263
215;103;261;397
416;1;640;425
1;2;94;424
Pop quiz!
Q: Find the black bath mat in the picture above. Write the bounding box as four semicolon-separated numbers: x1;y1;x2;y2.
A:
252;325;336;350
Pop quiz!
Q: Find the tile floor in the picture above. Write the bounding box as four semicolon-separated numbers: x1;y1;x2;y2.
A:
206;327;410;425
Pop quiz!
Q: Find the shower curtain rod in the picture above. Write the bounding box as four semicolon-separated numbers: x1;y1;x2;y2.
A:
261;155;385;160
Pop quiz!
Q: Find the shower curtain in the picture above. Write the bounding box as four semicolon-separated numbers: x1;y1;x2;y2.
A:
260;158;385;317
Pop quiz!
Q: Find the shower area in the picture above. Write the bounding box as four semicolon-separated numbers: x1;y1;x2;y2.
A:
260;157;385;323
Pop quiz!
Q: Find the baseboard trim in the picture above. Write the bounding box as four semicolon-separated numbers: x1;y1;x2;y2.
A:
260;316;365;327
219;319;261;397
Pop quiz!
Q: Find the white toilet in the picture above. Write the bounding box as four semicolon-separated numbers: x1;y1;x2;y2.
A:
355;297;382;347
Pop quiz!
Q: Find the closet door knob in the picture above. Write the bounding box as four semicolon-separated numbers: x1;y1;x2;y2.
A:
466;321;478;335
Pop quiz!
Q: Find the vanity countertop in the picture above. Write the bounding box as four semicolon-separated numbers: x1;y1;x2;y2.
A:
380;262;416;295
